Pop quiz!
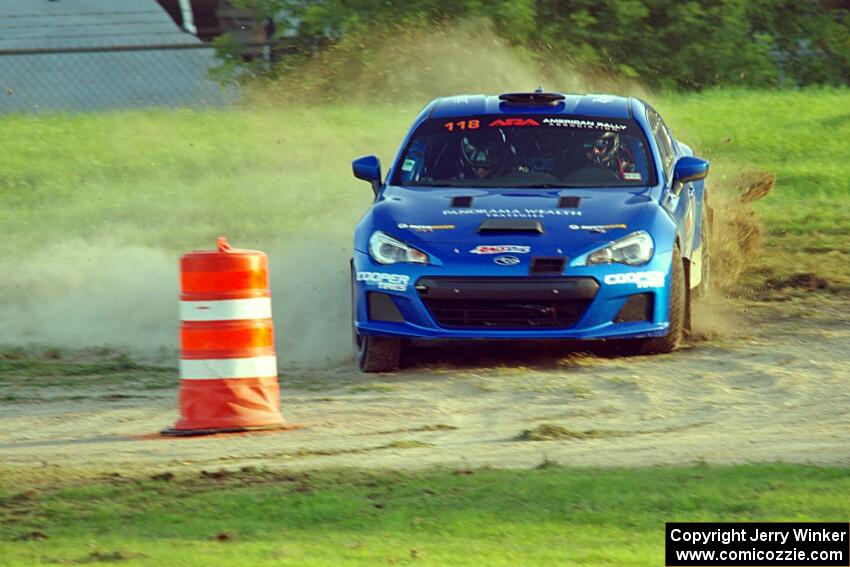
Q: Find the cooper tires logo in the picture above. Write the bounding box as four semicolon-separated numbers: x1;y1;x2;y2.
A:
356;272;410;292
604;271;665;289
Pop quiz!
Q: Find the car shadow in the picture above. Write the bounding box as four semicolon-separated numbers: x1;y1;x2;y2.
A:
401;338;627;371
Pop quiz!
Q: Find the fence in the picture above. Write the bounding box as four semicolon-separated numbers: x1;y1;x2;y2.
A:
0;42;240;113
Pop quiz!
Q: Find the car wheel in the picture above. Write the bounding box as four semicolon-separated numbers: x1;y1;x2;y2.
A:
351;265;402;373
355;333;402;373
630;244;687;355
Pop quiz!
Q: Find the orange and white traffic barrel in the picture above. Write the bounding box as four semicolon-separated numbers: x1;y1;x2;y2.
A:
162;237;294;436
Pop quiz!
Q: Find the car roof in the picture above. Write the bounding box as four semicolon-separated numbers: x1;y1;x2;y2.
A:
426;93;637;120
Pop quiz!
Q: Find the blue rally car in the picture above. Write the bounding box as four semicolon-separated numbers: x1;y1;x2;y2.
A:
351;90;710;372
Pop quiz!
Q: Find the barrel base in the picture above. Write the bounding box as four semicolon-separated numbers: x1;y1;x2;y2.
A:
172;376;288;432
160;422;303;437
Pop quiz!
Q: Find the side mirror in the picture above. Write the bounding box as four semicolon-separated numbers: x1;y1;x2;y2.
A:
672;156;710;192
352;155;382;195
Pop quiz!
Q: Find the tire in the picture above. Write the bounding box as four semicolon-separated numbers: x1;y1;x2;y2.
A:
351;265;402;372
355;334;402;373
629;245;687;355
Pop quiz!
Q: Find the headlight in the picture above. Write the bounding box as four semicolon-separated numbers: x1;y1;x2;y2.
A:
586;231;654;266
369;231;429;265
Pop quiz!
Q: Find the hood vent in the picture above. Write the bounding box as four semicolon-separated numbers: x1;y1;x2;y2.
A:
451;195;473;208
530;256;567;275
558;196;580;208
477;219;544;234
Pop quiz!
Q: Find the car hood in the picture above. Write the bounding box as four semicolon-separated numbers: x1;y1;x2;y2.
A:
369;186;657;259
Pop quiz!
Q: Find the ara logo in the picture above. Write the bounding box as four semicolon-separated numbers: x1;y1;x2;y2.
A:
488;118;540;127
494;255;520;266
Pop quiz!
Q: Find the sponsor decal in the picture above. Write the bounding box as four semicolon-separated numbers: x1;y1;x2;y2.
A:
542;117;628;132
569;223;627;234
488;118;540;127
470;245;531;255
356;272;410;292
494;255;520;266
622;172;642;181
397;223;455;232
604;271;665;289
443;208;581;218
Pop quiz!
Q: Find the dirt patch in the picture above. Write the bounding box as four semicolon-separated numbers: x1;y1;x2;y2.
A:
383;440;433;450
517;424;614;441
16;531;48;541
368;424;458;436
81;551;147;563
766;272;830;291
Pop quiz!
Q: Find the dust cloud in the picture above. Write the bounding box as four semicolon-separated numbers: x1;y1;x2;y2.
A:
248;19;649;104
267;237;353;368
0;237;354;367
0;241;178;356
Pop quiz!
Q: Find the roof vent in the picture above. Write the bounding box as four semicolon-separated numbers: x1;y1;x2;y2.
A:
499;92;565;106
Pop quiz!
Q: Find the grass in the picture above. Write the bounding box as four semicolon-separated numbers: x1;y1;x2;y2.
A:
1;464;850;566
0;106;399;258
0;88;848;293
0;350;173;401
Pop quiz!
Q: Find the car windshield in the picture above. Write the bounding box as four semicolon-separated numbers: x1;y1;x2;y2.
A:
392;115;656;188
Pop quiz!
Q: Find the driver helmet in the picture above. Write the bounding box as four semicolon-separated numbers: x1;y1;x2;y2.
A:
461;128;509;177
588;131;620;166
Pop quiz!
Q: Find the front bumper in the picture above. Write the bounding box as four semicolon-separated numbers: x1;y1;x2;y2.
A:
352;251;673;341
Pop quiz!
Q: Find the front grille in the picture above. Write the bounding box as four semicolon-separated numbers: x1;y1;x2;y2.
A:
424;298;590;328
417;277;597;330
